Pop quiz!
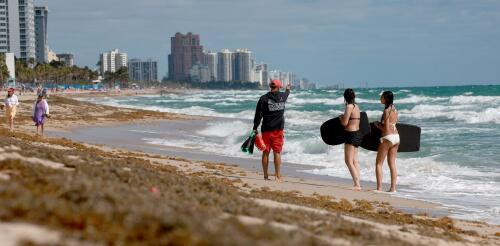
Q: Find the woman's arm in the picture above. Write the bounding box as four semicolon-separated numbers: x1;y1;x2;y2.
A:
32;102;36;118
375;109;388;130
340;104;353;127
44;100;49;115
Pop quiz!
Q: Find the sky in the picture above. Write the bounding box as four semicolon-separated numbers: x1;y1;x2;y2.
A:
38;0;500;87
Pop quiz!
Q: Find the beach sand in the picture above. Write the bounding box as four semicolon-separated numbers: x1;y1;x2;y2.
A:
0;91;499;245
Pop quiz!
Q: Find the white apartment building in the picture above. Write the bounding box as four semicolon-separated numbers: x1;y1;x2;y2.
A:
18;0;36;60
217;49;232;82
233;48;252;82
203;50;217;81
100;49;127;74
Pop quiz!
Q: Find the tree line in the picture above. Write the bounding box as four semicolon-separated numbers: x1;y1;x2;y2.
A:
0;57;99;88
0;56;135;89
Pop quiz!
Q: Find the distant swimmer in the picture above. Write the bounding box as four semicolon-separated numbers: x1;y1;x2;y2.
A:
374;91;400;192
3;88;19;132
339;89;362;191
253;79;291;182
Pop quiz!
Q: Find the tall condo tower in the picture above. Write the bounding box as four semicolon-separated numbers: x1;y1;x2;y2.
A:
34;6;48;63
217;49;232;82
168;32;203;81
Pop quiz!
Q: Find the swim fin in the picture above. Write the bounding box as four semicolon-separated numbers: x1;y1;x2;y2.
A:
240;132;256;154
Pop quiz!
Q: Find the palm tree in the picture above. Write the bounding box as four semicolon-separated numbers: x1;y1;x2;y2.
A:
115;67;129;88
0;53;9;87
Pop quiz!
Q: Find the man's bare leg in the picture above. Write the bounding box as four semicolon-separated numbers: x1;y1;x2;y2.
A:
274;152;282;182
262;152;270;180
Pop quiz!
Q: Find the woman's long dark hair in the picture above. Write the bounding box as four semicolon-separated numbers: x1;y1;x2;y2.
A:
381;91;394;109
343;88;355;105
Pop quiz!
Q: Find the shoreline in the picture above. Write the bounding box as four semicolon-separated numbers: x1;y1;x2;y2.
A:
1;92;499;245
48;118;445;215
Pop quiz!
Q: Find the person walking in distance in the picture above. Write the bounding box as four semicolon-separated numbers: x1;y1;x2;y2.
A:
2;88;19;132
253;79;291;182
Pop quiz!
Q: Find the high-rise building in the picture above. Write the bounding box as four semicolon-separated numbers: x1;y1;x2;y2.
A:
0;0;20;56
203;50;217;81
255;63;268;86
100;49;127;74
18;0;36;61
128;59;141;81
0;0;37;60
232;49;252;82
128;58;158;82
57;53;74;66
189;62;210;83
217;49;232;82
34;6;48;63
168;32;203;81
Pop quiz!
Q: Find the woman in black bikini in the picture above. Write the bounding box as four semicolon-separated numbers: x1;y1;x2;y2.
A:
340;89;362;190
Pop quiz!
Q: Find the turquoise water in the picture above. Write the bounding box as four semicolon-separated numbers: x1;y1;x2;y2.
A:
89;85;500;224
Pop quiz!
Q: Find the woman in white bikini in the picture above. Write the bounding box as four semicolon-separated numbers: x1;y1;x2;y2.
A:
374;91;399;192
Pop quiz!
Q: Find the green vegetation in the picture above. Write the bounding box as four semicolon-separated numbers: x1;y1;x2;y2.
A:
0;53;9;87
103;66;129;88
14;58;98;85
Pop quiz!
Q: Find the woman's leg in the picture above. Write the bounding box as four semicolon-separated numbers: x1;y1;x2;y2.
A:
387;144;399;192
354;146;361;185
344;144;361;189
40;124;44;137
9;117;13;131
375;141;390;191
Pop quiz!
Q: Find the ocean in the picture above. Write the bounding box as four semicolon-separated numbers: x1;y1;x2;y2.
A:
88;85;500;224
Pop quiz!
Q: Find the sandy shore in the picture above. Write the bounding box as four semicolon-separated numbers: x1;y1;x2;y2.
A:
0;91;499;245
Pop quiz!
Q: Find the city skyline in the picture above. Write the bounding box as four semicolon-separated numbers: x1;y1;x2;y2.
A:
37;0;500;87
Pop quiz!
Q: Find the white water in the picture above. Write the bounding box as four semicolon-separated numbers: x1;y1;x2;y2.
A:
85;87;500;224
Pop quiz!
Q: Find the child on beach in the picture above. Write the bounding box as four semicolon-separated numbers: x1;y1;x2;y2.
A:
374;91;399;192
32;94;50;137
2;88;19;132
339;89;362;190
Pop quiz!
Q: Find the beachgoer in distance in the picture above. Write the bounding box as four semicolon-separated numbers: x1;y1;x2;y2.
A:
32;94;50;137
253;79;291;182
374;91;400;192
339;89;362;190
2;88;19;132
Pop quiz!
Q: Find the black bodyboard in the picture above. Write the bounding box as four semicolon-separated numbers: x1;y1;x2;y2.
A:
361;123;421;152
321;112;370;146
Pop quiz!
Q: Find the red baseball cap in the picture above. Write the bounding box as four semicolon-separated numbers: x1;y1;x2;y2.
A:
270;79;282;88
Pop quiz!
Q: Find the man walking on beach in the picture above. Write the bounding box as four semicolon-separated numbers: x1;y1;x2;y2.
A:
253;79;291;182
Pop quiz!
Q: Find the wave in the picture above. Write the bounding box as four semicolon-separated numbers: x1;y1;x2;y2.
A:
400;105;500;124
396;94;448;104
197;120;250;138
302;154;500;224
449;95;500;105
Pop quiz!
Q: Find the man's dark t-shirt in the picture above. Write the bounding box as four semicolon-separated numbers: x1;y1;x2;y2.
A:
253;90;290;133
